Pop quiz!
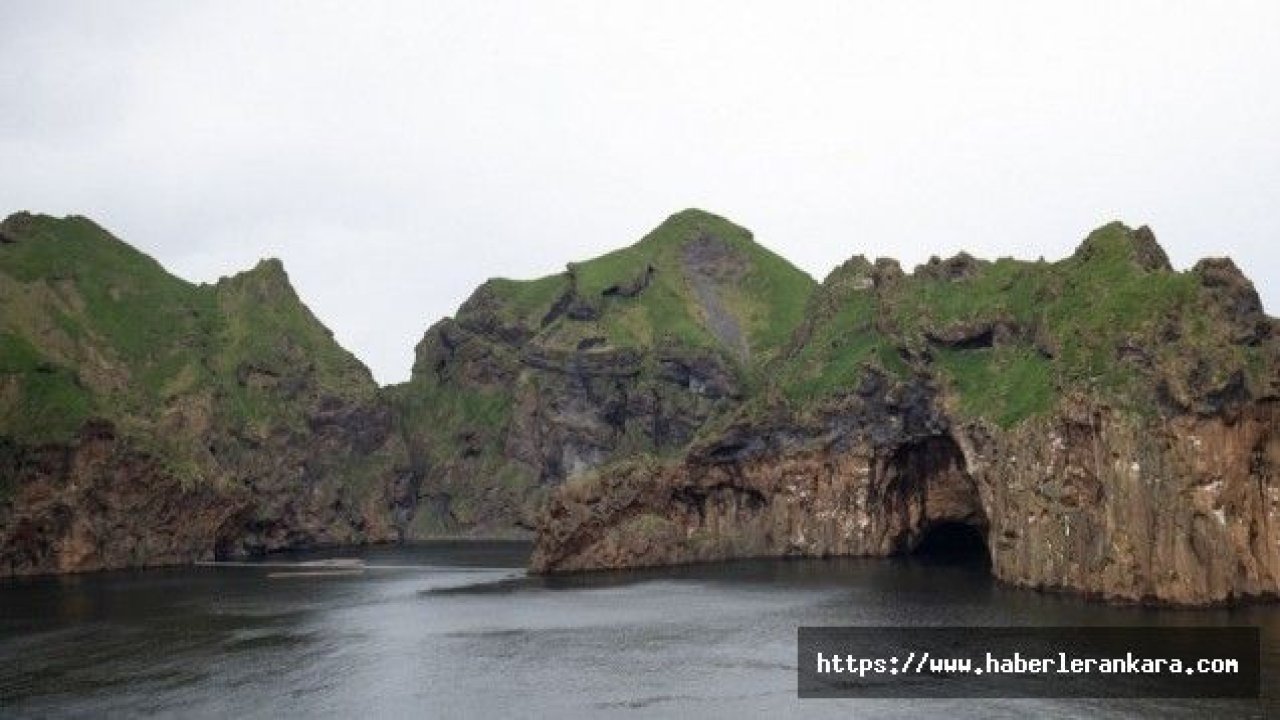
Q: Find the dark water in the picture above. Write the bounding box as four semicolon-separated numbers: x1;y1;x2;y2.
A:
1;543;1276;718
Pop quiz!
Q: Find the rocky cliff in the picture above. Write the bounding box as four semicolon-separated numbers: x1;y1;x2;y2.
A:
533;223;1280;606
0;213;412;575
389;209;816;535
4;209;1276;605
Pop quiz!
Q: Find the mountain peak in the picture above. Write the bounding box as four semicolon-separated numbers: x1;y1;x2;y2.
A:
0;211;35;241
668;207;737;224
1;212;108;246
218;256;289;283
1072;221;1173;272
213;256;303;309
638;208;753;250
251;256;288;276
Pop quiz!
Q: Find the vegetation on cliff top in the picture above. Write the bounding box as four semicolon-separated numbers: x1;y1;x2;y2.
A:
3;207;1273;529
0;212;379;452
455;208;815;365
390;209;818;534
0;213;413;569
775;221;1272;427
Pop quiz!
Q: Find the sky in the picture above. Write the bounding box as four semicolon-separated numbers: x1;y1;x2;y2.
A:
2;1;1277;384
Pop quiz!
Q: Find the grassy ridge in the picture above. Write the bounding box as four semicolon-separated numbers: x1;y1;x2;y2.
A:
0;214;216;442
391;209;819;532
4;208;1267;504
480;209;816;363
775;222;1267;427
0;213;377;451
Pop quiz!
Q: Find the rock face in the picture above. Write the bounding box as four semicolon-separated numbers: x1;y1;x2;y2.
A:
534;222;1280;606
389;209;815;536
533;384;1279;605
0;213;411;576
1;421;237;574
975;399;1278;603
531;374;962;572
0;208;816;574
4;208;1276;606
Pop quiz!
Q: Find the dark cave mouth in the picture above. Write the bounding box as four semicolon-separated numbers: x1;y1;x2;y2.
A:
910;521;991;566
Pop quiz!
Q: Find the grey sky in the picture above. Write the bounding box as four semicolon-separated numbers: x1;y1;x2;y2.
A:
2;1;1277;384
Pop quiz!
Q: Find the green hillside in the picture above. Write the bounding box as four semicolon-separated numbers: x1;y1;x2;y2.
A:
775;222;1273;427
393;208;818;534
0;212;405;571
443;208;813;366
8;207;1267;569
0;213;376;446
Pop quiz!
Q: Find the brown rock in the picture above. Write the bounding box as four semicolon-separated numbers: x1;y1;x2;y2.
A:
532;374;1280;606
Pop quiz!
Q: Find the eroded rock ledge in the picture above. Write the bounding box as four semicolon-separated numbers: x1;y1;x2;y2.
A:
532;374;1279;605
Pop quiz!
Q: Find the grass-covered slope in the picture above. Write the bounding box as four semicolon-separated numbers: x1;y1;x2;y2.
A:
436;208;814;365
539;208;813;361
0;213;215;444
0;212;406;572
392;209;817;534
0;213;377;447
8;207;1269;569
774;222;1275;427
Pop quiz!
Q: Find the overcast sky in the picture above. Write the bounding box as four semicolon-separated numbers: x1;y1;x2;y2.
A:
2;1;1277;384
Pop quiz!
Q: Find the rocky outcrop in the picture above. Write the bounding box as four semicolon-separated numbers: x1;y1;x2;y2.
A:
914;252;986;282
973;397;1279;604
532;374;967;573
0;421;237;574
0;213;412;576
393;209;815;536
396;310;749;534
5;208;1275;605
1;407;409;576
1073;223;1173;272
0;393;410;577
1194;257;1271;346
533;380;1280;605
533;222;1280;606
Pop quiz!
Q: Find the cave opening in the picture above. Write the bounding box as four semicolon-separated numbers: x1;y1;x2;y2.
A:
213;535;236;562
883;433;992;568
911;521;991;566
212;512;248;562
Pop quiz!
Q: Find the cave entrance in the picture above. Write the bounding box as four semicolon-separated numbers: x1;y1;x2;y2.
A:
883;434;991;568
911;520;990;566
213;534;237;562
212;510;249;562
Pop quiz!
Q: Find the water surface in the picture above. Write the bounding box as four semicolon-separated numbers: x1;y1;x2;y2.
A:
1;543;1275;718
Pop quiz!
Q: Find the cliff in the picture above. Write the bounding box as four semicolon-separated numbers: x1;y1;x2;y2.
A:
532;223;1280;606
0;213;412;575
388;209;816;535
4;209;1276;606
